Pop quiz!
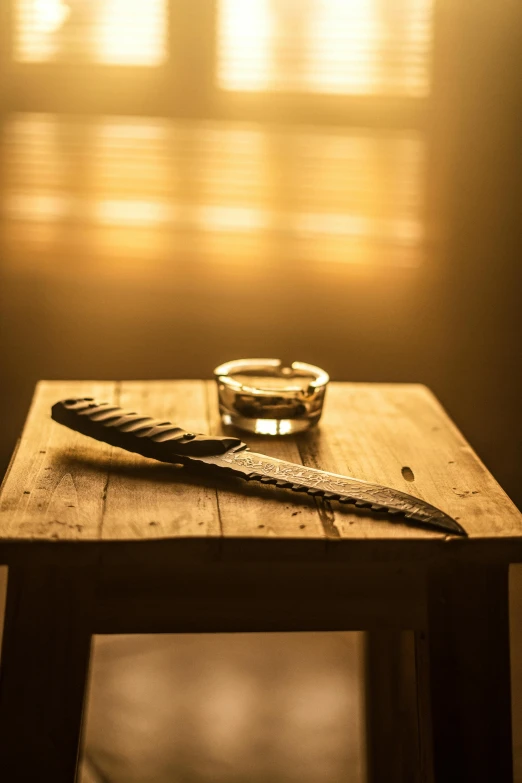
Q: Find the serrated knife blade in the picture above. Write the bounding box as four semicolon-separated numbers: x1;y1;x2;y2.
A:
51;397;467;537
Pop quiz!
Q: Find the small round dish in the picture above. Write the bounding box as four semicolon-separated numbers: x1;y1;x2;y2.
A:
213;358;329;435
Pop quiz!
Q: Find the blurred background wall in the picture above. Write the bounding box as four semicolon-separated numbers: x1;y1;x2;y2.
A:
0;0;520;506
0;1;521;780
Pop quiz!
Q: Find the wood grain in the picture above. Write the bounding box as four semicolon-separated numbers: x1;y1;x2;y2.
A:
298;383;521;541
206;381;326;549
0;380;115;541
0;381;520;559
0;380;520;783
101;381;221;542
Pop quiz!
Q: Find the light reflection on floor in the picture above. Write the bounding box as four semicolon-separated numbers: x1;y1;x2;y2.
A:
80;633;365;783
1;114;425;269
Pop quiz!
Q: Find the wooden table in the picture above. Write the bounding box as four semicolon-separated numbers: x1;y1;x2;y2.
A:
0;381;520;782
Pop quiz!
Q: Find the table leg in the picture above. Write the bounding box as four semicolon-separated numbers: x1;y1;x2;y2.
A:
0;564;94;782
365;630;422;783
422;562;512;783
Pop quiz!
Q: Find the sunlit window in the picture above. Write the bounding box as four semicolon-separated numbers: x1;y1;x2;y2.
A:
218;0;433;96
15;0;433;95
15;0;167;65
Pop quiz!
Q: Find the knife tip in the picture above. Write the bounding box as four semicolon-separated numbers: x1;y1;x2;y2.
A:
443;516;468;537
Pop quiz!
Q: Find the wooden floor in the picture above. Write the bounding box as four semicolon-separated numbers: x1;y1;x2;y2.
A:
80;632;366;783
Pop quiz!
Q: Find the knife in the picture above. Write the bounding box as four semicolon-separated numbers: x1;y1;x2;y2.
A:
51;397;467;537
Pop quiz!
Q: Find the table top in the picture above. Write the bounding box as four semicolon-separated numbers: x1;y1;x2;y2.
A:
0;380;520;563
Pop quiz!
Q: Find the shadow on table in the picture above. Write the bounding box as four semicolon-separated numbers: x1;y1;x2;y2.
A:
62;453;440;537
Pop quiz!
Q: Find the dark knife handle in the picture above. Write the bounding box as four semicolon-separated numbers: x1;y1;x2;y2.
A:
51;398;244;460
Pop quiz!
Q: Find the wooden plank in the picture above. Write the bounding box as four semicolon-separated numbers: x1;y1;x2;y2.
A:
100;380;221;542
0;566;6;657
365;631;422;783
511;564;522;783
298;383;521;541
94;561;426;634
414;628;434;783
422;386;522;537
0;381;519;554
0;564;94;782
206;381;326;550
422;562;513;782
0;380;115;542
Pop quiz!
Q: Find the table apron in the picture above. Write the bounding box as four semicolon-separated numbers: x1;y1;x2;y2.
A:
93;561;427;633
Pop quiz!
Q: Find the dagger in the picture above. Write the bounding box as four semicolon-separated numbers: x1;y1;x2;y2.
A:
51;397;467;537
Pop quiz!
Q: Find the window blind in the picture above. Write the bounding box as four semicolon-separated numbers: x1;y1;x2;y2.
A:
15;0;433;96
218;0;433;96
15;0;167;65
3;115;424;267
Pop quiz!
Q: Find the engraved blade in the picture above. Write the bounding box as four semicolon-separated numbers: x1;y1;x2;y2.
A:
193;449;467;537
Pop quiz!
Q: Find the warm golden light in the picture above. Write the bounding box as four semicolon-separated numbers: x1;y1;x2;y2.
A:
3;115;424;268
15;0;167;64
306;0;379;94
97;0;166;65
218;0;273;91
218;0;433;96
16;0;433;95
254;419;293;435
32;0;69;33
